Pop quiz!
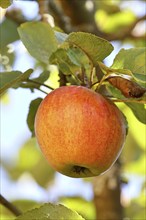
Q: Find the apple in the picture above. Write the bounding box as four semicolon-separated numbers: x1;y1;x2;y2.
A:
35;86;127;178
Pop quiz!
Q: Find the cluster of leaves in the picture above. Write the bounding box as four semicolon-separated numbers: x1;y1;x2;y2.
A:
1;21;146;135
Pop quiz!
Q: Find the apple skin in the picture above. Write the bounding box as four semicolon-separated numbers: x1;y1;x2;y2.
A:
35;86;127;178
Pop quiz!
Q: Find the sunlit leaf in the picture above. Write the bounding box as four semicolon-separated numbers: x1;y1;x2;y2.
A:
45;66;59;89
19;138;40;170
18;22;58;63
65;32;114;65
133;188;145;207
124;154;145;175
95;9;135;33
120;102;146;150
15;203;85;220
60;197;96;220
126;103;146;124
13;200;39;212
111;48;146;86
0;0;13;8
0;92;10;104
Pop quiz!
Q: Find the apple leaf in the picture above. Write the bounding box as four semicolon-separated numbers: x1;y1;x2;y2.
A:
15;203;85;220
0;0;12;8
18;22;58;63
106;83;146;124
65;32;114;65
54;31;68;43
108;77;146;98
50;47;93;85
98;62;146;98
4;137;55;187
50;48;81;77
27;98;43;135
67;47;90;68
111;48;146;86
32;70;50;84
60;197;96;219
0;69;33;95
123;155;145;175
125;102;146;124
16;71;50;92
1;18;19;50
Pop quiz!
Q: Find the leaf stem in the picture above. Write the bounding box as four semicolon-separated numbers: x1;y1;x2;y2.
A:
90;80;99;88
111;98;146;104
27;79;54;91
89;67;95;87
0;194;22;216
37;87;48;94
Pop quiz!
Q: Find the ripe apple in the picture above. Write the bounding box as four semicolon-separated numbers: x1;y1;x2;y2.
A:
35;86;127;178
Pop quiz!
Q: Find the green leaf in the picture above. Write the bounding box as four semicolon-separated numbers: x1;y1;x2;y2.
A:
60;197;96;220
0;0;12;8
0;69;33;95
126;103;146;124
32;70;50;84
27;98;43;135
18;138;41;170
50;48;80;76
65;32;114;65
12;200;39;213
54;31;68;44
31;156;55;187
95;9;136;33
98;61;132;77
111;48;146;86
0;18;19;50
124;154;146;175
15;203;85;220
3;138;55;187
50;47;94;85
18;22;58;63
67;47;90;68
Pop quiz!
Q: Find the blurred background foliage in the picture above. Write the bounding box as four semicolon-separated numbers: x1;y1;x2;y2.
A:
0;0;146;219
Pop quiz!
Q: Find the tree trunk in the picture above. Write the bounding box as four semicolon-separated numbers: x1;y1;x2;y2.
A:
92;162;123;220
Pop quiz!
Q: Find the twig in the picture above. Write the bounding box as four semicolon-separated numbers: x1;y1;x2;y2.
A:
0;194;22;216
58;70;67;86
48;0;72;33
38;0;48;16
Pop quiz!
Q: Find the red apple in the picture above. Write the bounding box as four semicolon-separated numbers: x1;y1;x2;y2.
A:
35;86;127;178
